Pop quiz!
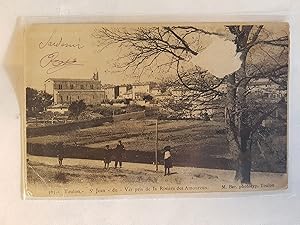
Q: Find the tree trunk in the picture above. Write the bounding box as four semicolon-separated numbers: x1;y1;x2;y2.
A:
237;51;252;184
226;48;253;183
226;73;241;180
238;129;251;183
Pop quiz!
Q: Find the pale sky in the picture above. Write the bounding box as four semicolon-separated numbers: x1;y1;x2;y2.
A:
25;23;287;90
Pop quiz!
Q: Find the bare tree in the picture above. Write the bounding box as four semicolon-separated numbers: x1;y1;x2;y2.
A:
92;24;288;183
225;25;288;183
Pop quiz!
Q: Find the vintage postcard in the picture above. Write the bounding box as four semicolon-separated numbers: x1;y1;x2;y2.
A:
23;22;289;197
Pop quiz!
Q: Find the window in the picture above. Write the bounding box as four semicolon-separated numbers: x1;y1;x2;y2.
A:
78;96;80;99
80;85;84;89
70;84;74;89
58;84;62;89
90;84;94;89
60;96;63;102
66;96;69;101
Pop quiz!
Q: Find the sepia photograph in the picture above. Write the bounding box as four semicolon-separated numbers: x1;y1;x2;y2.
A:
23;22;289;197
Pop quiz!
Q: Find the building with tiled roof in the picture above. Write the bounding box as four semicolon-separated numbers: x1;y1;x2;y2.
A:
44;75;105;105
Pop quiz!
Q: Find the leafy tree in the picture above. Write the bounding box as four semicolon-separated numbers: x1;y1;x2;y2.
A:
68;100;87;119
93;24;288;183
26;87;53;117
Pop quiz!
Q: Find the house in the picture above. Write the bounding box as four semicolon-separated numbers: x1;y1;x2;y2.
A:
44;77;105;105
170;88;185;97
121;89;133;99
150;87;162;96
132;82;156;99
116;84;129;98
249;78;286;101
102;84;115;100
103;84;132;100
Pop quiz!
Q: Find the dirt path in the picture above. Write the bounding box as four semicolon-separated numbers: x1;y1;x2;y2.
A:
25;155;287;198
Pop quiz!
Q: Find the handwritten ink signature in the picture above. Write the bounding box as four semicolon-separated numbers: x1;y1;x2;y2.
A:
40;51;83;74
39;31;85;50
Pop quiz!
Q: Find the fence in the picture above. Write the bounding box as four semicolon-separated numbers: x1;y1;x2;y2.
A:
113;111;146;122
27;111;147;138
27;117;113;137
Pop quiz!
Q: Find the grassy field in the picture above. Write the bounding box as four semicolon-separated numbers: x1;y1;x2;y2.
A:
27;119;286;172
28;119;227;150
27;119;230;168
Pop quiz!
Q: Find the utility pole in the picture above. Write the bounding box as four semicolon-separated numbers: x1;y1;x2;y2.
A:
155;119;158;171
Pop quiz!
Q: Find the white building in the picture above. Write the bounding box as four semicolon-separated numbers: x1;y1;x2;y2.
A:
103;84;115;100
249;78;286;101
44;77;105;105
103;84;132;100
150;87;162;96
132;82;156;99
118;85;129;98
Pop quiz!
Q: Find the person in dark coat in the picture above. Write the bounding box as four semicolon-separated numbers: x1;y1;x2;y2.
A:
104;145;112;169
163;146;172;176
57;142;64;167
114;140;125;168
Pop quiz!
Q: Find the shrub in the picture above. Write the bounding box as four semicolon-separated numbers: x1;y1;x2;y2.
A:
91;105;123;117
68;100;87;119
126;104;145;113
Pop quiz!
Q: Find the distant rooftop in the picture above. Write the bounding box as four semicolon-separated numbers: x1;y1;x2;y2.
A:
132;82;155;86
55;89;105;92
102;84;130;88
45;78;100;82
102;84;115;89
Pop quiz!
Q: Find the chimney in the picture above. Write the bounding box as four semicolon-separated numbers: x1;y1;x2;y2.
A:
92;71;99;81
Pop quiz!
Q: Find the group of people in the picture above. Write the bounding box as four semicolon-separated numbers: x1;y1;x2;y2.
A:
103;142;173;176
55;140;125;169
103;140;126;169
56;140;173;176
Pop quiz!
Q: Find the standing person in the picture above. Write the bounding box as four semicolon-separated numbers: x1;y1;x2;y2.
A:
163;146;172;176
57;142;64;167
103;145;112;169
114;140;125;168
